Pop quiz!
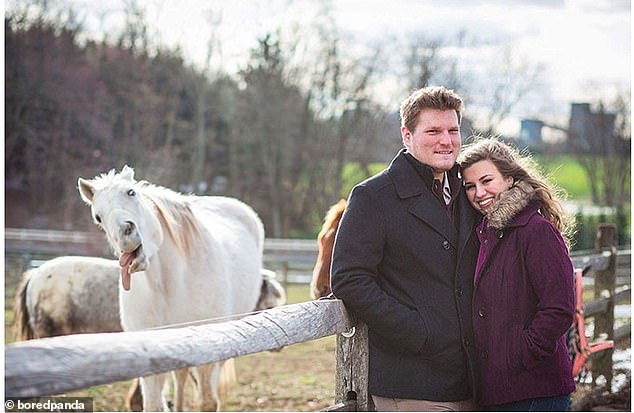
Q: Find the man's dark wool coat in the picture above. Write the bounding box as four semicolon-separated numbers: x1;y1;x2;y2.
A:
331;149;481;401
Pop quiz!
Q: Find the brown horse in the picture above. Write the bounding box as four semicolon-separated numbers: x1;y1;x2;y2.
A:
310;199;347;299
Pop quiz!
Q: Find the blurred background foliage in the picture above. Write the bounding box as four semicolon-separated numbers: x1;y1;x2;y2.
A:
5;0;630;249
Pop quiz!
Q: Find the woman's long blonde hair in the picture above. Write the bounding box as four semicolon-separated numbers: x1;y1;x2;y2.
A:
458;137;574;246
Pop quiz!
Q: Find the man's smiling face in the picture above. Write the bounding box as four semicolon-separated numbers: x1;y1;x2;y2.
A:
401;109;461;180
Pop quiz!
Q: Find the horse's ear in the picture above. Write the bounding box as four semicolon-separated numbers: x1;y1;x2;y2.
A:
120;165;135;181
78;178;96;204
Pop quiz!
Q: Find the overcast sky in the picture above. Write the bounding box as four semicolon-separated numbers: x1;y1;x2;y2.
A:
21;0;632;133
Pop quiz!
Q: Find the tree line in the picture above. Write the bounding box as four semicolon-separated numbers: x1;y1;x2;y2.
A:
5;1;628;238
6;4;393;236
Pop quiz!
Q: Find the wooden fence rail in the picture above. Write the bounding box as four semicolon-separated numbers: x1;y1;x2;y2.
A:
5;228;319;283
584;289;630;319
5;300;353;399
570;249;631;282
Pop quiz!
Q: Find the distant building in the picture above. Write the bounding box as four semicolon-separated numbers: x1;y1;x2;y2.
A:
568;103;616;153
519;119;544;148
518;103;619;154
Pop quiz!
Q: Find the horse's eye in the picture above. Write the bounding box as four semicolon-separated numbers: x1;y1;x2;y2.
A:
127;189;136;196
95;215;102;224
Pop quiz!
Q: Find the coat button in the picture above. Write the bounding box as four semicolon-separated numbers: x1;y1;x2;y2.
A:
478;309;486;318
463;338;470;346
456;287;464;297
482;350;488;359
442;240;450;250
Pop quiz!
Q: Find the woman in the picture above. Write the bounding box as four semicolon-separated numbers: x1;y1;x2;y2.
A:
458;138;576;411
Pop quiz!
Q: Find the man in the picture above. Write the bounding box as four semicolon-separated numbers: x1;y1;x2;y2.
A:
331;86;480;411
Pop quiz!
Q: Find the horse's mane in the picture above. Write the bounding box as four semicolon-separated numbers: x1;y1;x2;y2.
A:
137;182;203;257
317;199;347;242
89;169;203;257
91;168;125;186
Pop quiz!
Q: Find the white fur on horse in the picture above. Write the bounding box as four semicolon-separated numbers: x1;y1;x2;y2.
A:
15;256;122;339
77;165;265;411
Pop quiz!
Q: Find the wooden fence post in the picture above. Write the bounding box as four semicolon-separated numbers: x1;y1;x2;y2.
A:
592;223;617;387
333;317;374;412
281;261;289;289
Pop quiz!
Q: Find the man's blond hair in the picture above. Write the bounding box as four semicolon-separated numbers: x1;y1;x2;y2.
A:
399;86;464;132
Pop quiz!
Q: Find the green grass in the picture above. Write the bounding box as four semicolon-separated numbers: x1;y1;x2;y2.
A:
536;155;592;200
340;162;386;199
285;283;312;304
340;156;596;202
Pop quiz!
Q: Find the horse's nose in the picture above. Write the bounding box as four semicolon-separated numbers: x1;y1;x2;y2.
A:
123;221;135;236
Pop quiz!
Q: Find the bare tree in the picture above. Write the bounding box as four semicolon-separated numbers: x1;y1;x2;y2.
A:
190;9;224;191
568;95;631;206
476;45;545;134
403;35;443;91
221;14;390;236
118;0;148;53
228;33;304;235
293;14;387;213
400;30;469;94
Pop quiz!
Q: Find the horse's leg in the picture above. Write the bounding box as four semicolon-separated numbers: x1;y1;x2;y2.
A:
189;359;236;411
140;373;169;412
192;364;219;412
209;362;223;412
208;360;235;412
126;379;143;411
171;368;189;412
217;359;236;400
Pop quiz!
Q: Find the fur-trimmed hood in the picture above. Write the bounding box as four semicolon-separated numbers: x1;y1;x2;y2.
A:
486;180;536;229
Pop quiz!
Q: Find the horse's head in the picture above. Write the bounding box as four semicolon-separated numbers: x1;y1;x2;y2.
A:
78;165;162;290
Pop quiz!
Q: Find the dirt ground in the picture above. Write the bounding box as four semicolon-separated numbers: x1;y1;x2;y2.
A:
572;381;631;412
59;337;338;411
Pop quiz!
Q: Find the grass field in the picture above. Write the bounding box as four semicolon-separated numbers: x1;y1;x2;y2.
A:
5;275;337;412
341;155;596;201
536;154;593;200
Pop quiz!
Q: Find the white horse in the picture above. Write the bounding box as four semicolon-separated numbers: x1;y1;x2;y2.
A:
14;256;121;340
255;269;287;311
78;165;264;412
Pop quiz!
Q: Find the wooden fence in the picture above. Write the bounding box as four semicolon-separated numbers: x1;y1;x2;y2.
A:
4;225;631;410
5;299;371;411
5;227;318;284
569;224;631;389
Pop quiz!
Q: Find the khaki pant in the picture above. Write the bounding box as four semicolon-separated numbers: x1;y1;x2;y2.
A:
372;395;479;412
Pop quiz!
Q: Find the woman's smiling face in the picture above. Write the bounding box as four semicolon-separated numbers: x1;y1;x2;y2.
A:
462;159;514;214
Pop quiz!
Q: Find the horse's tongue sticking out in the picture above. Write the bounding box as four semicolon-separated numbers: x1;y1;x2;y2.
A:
119;252;135;291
